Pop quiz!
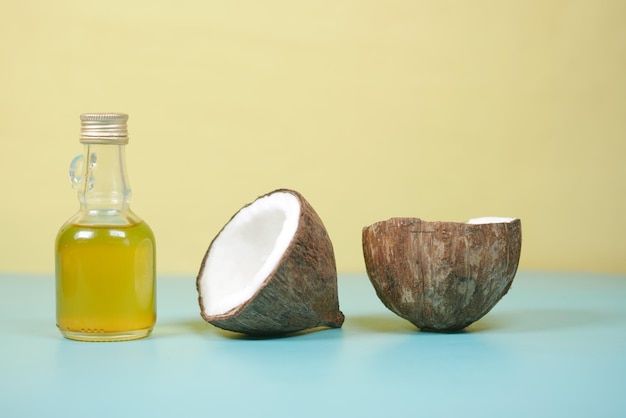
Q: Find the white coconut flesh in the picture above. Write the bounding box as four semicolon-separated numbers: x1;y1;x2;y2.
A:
467;217;516;224
199;192;301;316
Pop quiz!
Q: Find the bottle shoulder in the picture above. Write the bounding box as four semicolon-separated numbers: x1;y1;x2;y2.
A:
58;208;153;234
62;208;147;226
56;218;155;246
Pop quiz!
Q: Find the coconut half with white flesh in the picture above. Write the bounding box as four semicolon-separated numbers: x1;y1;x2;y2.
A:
362;217;522;331
197;189;344;336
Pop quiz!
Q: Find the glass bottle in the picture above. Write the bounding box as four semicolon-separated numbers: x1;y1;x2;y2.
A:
55;113;156;342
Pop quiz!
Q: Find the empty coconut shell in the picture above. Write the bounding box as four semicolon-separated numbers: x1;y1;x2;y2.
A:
362;217;522;331
197;189;344;336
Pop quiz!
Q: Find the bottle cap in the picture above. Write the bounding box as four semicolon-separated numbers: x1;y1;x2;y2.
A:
80;113;129;144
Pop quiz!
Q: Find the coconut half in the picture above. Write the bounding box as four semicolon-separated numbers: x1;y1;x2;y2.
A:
197;189;344;336
362;217;522;331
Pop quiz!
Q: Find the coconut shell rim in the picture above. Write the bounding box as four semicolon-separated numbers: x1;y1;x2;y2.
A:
363;217;521;232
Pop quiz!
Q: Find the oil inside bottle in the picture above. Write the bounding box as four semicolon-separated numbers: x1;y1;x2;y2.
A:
55;221;156;341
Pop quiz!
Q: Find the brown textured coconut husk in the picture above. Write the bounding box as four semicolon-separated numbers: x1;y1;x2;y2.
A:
196;189;344;336
362;218;522;331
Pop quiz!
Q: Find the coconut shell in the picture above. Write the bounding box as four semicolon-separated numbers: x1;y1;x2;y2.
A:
197;189;344;336
362;218;522;331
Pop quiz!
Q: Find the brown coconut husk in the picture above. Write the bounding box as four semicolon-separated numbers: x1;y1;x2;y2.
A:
197;189;344;336
362;217;522;331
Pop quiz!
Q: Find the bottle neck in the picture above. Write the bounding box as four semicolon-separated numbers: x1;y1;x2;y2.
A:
76;143;134;221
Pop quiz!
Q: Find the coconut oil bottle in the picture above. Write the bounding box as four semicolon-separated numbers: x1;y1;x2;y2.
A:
55;113;156;341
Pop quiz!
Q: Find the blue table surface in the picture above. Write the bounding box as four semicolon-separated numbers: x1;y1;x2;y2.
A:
1;271;625;418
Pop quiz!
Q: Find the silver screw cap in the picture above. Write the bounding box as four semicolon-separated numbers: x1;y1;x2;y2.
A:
80;113;129;144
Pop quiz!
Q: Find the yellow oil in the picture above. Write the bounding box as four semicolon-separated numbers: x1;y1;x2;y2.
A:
55;221;156;341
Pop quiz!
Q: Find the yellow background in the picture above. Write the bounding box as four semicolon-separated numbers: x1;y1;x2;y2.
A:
1;1;624;274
